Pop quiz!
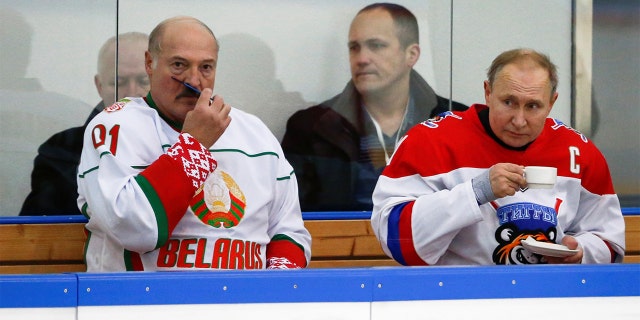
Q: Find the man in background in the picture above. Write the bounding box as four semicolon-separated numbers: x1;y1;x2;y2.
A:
90;32;150;122
281;3;467;211
20;32;149;215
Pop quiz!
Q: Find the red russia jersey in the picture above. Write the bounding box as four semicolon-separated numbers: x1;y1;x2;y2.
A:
371;104;625;266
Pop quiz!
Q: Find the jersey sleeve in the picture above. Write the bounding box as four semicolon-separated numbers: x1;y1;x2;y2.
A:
77;108;216;254
265;141;312;268
569;143;626;263
371;125;484;265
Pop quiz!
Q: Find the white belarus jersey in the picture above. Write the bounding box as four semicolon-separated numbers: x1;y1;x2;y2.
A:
78;97;311;272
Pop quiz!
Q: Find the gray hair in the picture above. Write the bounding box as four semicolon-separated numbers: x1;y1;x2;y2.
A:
487;48;558;95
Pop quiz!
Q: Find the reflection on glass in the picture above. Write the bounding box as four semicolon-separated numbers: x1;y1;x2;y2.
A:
19;32;150;216
216;33;307;141
0;1;116;217
0;6;92;216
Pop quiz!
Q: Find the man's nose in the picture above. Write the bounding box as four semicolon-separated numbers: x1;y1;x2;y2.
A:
118;80;137;99
511;109;527;128
183;68;201;88
352;49;371;65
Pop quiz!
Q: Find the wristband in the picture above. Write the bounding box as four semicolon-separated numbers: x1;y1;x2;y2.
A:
167;133;217;189
266;257;301;269
472;169;497;205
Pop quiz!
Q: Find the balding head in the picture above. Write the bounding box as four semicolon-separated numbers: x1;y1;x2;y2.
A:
94;32;150;106
143;16;219;125
148;16;218;67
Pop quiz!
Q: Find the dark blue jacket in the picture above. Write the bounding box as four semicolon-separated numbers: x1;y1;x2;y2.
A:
281;70;467;211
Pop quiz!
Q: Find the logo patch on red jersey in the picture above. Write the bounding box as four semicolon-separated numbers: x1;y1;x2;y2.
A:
421;111;462;128
550;119;588;143
104;100;129;113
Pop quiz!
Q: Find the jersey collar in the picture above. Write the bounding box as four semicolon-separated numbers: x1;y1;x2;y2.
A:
144;92;183;131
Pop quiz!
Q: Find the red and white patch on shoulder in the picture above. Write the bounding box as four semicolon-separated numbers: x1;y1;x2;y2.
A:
104;101;127;113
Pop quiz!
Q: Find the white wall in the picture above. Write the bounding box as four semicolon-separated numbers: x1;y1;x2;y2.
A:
451;0;572;122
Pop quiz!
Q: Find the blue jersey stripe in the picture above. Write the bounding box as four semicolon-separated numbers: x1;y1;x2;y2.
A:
387;202;409;265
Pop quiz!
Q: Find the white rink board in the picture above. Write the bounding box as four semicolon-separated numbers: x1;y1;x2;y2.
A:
372;296;640;320
6;297;640;320
77;302;369;320
1;308;76;320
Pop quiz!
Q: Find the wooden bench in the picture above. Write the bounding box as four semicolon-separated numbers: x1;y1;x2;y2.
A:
304;219;399;268
0;223;87;274
1;216;638;274
624;215;640;263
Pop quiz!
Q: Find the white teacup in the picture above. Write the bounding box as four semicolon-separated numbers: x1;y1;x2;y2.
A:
524;166;557;189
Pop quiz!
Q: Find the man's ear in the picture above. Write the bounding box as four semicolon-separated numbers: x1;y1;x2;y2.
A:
406;43;420;67
483;80;492;104
145;51;154;75
549;91;559;110
94;74;103;97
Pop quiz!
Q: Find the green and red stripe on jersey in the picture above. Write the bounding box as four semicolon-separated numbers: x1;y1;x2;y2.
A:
266;234;308;268
136;133;217;249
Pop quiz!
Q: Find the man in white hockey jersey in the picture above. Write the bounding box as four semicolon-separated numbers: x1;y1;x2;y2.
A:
371;48;625;266
77;16;311;271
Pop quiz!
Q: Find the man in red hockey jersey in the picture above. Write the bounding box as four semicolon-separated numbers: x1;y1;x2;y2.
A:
371;48;625;266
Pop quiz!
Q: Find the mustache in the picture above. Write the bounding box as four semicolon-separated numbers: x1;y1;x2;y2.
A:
176;89;200;99
171;76;202;99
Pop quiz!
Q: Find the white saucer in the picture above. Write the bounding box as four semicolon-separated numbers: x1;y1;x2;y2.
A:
521;236;578;257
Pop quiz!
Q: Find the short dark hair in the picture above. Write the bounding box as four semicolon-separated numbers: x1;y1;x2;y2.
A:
487;48;559;95
358;3;419;48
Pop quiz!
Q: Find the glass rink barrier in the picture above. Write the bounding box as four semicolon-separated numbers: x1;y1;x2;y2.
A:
1;264;638;320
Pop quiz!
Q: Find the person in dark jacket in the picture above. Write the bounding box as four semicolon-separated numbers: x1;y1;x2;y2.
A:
281;3;467;211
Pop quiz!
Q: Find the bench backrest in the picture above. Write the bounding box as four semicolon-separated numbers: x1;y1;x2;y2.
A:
1;215;638;273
